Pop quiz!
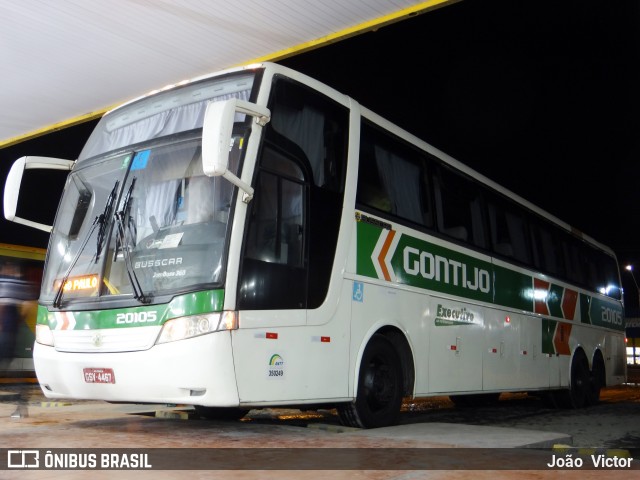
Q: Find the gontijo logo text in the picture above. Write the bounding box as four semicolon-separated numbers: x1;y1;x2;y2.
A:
403;246;490;293
357;217;492;299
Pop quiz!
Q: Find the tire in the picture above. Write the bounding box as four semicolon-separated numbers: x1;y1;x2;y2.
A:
194;406;249;421
337;334;403;429
558;351;590;409
587;354;605;406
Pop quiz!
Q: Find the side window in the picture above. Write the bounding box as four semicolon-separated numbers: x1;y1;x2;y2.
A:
598;251;622;299
561;235;585;285
357;121;433;228
579;244;601;292
530;220;566;279
486;192;531;264
433;165;486;248
244;149;305;267
269;76;347;191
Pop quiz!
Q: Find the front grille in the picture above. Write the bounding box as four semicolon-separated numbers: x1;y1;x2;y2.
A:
53;326;162;353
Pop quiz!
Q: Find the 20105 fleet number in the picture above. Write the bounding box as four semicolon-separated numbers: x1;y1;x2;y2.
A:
116;311;157;324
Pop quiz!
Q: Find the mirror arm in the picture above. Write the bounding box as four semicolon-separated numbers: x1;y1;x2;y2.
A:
222;171;254;204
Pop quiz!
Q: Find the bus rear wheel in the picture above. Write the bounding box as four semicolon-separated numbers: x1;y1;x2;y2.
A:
587;353;605;406
337;334;403;429
558;351;590;409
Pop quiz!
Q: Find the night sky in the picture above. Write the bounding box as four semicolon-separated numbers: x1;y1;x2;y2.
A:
1;0;639;300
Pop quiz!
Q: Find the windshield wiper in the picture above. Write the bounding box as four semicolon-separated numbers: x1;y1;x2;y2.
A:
53;215;102;309
95;180;119;262
114;178;150;304
53;180;120;308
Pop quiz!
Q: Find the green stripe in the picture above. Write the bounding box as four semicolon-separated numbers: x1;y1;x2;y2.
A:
548;284;564;318
37;289;224;330
392;232;493;303
356;221;381;279
586;295;625;330
579;293;592;325
493;265;531;311
541;318;556;355
355;219;624;331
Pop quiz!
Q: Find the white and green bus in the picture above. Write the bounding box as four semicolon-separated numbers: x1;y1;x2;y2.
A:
4;62;626;428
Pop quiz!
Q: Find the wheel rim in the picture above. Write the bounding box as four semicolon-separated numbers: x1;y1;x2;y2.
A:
363;354;399;412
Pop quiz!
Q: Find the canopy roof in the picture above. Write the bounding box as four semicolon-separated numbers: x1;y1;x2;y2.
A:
0;0;457;149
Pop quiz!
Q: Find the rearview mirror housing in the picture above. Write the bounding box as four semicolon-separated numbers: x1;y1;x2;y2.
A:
4;156;74;232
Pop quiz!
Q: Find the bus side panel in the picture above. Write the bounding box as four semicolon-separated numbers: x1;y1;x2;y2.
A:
482;308;519;390
349;280;427;397
232;287;351;404
519;314;551;389
427;296;483;393
605;332;626;386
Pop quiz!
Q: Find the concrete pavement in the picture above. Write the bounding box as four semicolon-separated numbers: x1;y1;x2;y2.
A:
1;380;637;479
0;382;571;449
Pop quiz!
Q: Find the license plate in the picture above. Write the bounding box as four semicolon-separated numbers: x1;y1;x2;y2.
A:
83;368;115;384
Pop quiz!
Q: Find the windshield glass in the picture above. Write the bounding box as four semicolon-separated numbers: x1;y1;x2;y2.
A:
42;136;242;305
79;71;256;162
41;68;260;306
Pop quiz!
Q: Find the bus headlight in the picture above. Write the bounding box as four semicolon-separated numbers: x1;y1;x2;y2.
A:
156;311;238;344
35;324;55;346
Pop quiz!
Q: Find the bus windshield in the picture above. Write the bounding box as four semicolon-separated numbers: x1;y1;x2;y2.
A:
42;137;242;305
40;68;261;306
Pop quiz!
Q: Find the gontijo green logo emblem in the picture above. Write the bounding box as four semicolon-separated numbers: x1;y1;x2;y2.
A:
403;245;491;293
357;218;492;302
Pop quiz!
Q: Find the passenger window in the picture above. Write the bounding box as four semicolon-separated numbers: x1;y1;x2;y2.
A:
357;121;433;228
530;221;565;278
433;166;485;248
486;193;531;264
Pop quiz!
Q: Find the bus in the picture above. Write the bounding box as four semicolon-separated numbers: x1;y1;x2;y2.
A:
3;62;626;428
0;243;44;375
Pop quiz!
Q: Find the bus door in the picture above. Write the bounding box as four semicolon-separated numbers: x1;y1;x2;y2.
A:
233;75;349;402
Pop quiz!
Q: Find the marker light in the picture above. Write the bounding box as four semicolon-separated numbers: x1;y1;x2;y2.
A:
35;324;55;346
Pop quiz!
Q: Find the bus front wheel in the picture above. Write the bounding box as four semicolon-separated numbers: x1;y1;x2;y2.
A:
337;334;403;429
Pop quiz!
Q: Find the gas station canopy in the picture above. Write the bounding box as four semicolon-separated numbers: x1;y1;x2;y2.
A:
0;0;457;149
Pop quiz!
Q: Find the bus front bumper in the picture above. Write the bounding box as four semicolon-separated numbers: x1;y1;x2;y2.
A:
33;330;240;406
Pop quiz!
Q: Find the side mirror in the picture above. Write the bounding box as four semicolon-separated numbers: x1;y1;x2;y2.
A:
4;156;74;232
202;98;270;202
